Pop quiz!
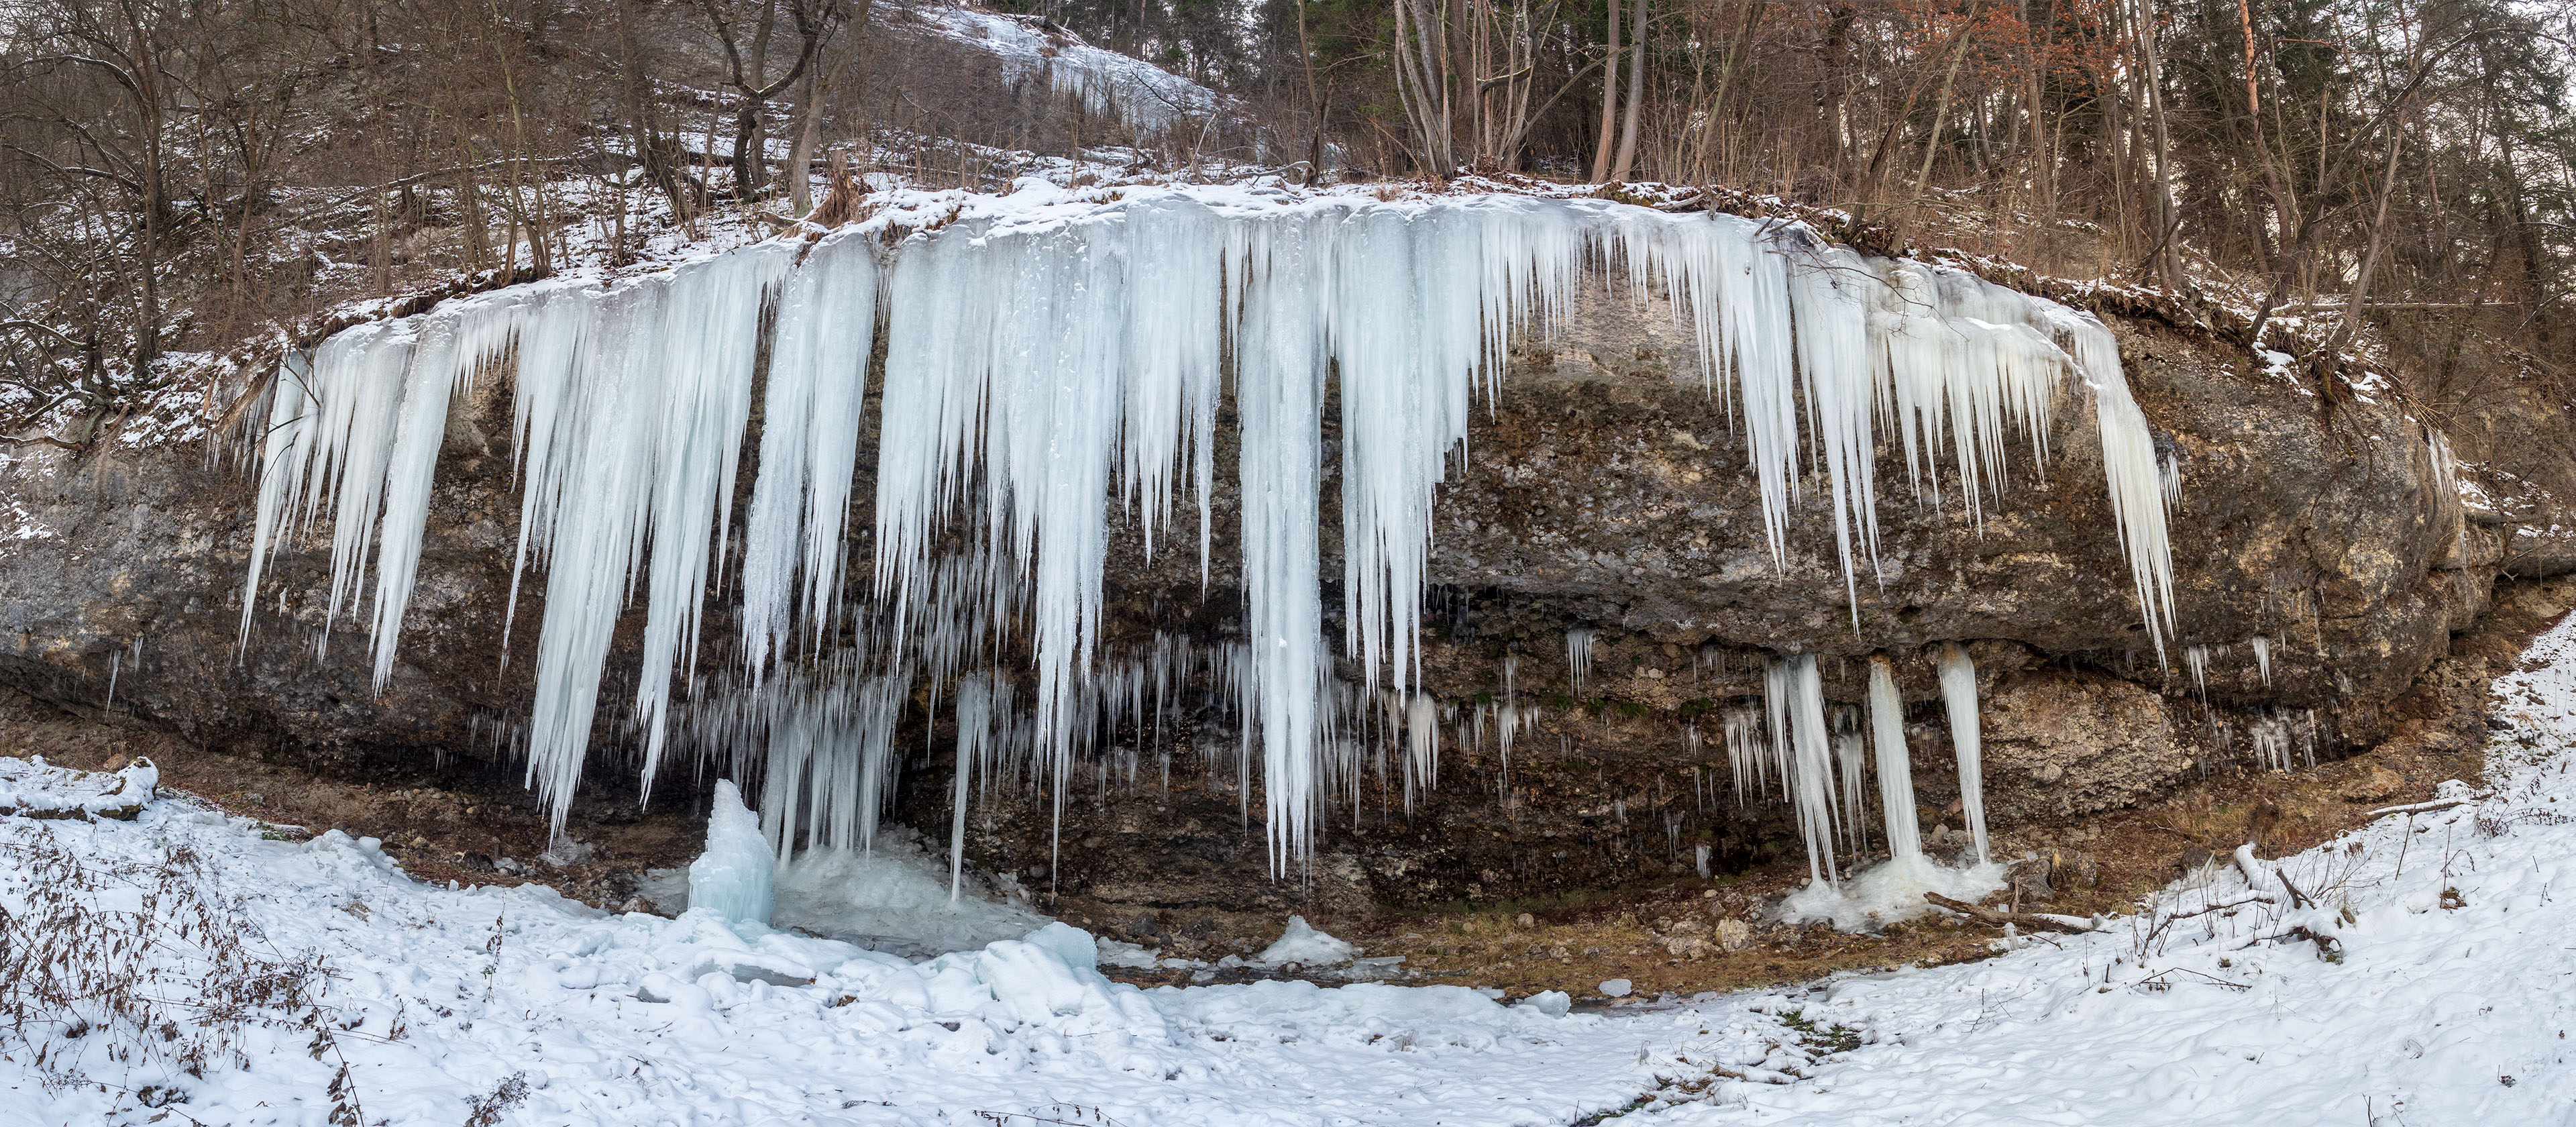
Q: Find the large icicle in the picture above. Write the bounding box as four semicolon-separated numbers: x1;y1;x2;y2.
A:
1866;657;1923;863
951;676;991;902
743;233;879;683
1232;215;1330;872
237;305;504;680
516;246;792;828
1766;655;1842;887
1333;205;1487;694
238;352;320;651
1935;643;1990;865
2046;303;2177;657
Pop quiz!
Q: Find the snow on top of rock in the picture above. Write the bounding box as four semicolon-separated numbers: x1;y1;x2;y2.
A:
0;755;156;820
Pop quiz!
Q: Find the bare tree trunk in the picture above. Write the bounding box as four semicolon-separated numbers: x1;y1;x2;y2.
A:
1591;0;1621;182
786;66;822;213
1297;0;1326;174
787;0;869;219
1691;0;1764;184
1391;0;1456;173
1608;0;1648;181
1892;11;1978;247
2133;0;2180;287
125;10;166;368
2314;108;2408;386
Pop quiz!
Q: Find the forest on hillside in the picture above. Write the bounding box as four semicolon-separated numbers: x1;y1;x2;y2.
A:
3;0;2572;445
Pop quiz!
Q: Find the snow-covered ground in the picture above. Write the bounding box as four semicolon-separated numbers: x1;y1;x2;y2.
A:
9;611;2576;1124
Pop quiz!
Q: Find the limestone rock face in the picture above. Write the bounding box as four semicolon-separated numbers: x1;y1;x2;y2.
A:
3;281;2571;910
1976;669;2186;824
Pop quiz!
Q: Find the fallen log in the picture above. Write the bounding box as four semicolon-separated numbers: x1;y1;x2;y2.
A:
1924;892;2102;934
2364;798;2471;819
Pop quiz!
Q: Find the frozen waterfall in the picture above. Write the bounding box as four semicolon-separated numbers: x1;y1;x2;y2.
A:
237;186;2175;869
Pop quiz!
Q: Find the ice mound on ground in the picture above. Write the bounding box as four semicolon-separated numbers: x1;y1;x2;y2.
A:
651;824;1048;956
685;780;773;926
1095;937;1164;968
1521;989;1572;1017
1256;914;1354;965
845;923;1169;1039
1777;853;2009;931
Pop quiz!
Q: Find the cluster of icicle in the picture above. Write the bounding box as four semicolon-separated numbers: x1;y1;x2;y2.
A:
239;189;2174;873
1708;650;1983;889
681;623;1543;898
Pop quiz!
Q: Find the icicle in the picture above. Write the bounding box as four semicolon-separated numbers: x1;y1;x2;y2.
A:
1336;206;1485;696
1867;657;1923;863
2426;427;2459;501
2250;713;2292;772
1722;708;1766;802
951;676;991;902
1765;656;1841;887
2055;313;2178;661
1833;712;1869;857
1403;692;1440;813
367;304;517;690
238;352;318;652
2184;645;2210;700
1935;644;1989;865
1232;216;1329;873
1566;627;1597;697
2251;635;2271;686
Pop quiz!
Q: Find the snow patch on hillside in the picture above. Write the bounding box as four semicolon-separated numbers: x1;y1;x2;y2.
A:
911;4;1225;137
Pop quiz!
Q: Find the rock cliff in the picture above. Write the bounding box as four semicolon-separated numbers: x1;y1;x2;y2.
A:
2;279;2568;912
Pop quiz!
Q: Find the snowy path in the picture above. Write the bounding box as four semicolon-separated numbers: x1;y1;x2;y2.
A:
10;612;2576;1125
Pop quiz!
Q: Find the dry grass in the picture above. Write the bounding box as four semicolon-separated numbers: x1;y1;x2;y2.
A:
0;830;364;1120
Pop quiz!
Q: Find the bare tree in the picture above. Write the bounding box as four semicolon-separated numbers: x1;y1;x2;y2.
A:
700;0;852;199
